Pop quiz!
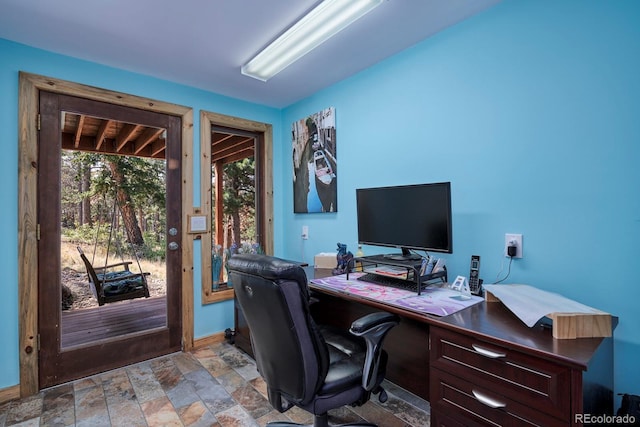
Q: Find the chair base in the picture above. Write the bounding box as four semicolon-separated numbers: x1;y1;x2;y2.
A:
267;413;376;427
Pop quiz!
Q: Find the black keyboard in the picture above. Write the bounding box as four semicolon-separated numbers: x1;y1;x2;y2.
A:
357;273;421;292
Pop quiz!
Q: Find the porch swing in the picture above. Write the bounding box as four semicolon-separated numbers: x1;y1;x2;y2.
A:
77;196;150;306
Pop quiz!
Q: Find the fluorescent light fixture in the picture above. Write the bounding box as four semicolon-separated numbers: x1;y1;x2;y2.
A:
241;0;383;81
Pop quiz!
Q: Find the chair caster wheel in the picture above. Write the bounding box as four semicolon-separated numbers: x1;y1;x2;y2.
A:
377;388;388;403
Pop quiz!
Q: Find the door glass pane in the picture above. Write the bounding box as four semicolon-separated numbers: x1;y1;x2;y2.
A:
59;112;168;348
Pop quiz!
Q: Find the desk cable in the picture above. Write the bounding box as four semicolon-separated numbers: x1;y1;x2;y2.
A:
494;256;513;284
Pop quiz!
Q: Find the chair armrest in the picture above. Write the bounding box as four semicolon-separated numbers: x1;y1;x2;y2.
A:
349;312;400;391
94;261;133;272
350;312;398;334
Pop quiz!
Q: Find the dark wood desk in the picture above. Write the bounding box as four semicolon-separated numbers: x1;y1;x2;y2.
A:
235;268;614;426
308;271;614;426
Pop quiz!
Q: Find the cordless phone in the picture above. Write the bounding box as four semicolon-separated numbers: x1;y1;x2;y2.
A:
469;255;482;295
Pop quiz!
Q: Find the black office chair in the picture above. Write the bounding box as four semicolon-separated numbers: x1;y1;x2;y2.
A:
228;254;400;427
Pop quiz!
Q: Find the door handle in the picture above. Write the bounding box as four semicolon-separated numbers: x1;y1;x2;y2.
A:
168;242;179;250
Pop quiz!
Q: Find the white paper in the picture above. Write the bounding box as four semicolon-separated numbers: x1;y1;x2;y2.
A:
483;284;607;327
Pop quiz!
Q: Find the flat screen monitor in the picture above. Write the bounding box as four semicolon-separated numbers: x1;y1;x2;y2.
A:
356;182;452;260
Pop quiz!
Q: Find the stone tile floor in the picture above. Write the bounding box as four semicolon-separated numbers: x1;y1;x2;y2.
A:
0;342;430;426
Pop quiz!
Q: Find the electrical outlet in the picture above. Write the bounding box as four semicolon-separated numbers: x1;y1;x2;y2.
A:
302;225;309;240
504;233;523;258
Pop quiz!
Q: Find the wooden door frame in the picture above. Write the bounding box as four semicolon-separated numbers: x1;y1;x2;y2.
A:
17;72;194;397
199;110;273;304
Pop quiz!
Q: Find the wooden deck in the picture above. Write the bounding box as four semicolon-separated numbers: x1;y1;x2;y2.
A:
61;296;167;349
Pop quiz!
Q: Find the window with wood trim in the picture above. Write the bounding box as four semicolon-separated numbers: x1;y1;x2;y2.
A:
200;111;273;304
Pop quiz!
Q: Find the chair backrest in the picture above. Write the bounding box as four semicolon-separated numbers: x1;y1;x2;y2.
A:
228;254;330;407
77;246;102;301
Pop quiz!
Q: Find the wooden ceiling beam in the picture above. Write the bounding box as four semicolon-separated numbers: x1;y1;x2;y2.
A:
95;119;113;151
150;138;166;157
134;127;164;155
61;114;168;160
213;139;253;159
213;133;235;144
115;123;139;152
63;133;110;153
74;115;85;148
213;135;252;152
219;147;255;165
61;133;161;160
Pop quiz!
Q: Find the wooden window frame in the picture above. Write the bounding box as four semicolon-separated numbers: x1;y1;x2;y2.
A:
199;111;273;304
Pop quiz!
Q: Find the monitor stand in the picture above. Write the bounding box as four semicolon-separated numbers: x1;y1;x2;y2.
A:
384;248;422;262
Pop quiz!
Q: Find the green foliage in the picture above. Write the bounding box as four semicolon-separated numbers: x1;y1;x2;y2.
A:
213;157;257;243
62;225;166;262
138;232;166;260
92;155;165;206
62;224;111;246
222;158;255;215
61;150;167;241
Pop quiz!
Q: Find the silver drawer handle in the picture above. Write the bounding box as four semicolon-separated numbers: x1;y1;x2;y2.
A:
472;344;506;359
472;389;506;409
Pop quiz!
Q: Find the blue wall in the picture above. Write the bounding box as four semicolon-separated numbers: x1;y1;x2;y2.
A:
1;0;638;404
0;38;283;389
281;0;640;400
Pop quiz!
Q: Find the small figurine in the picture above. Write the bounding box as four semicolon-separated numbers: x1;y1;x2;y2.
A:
332;242;354;275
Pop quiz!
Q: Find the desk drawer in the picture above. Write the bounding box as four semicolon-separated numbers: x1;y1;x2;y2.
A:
430;327;571;421
430;368;567;427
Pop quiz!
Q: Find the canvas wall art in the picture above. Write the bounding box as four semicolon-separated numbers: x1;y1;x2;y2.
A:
292;107;337;213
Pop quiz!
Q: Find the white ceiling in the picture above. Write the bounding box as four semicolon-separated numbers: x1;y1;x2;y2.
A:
0;0;501;108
